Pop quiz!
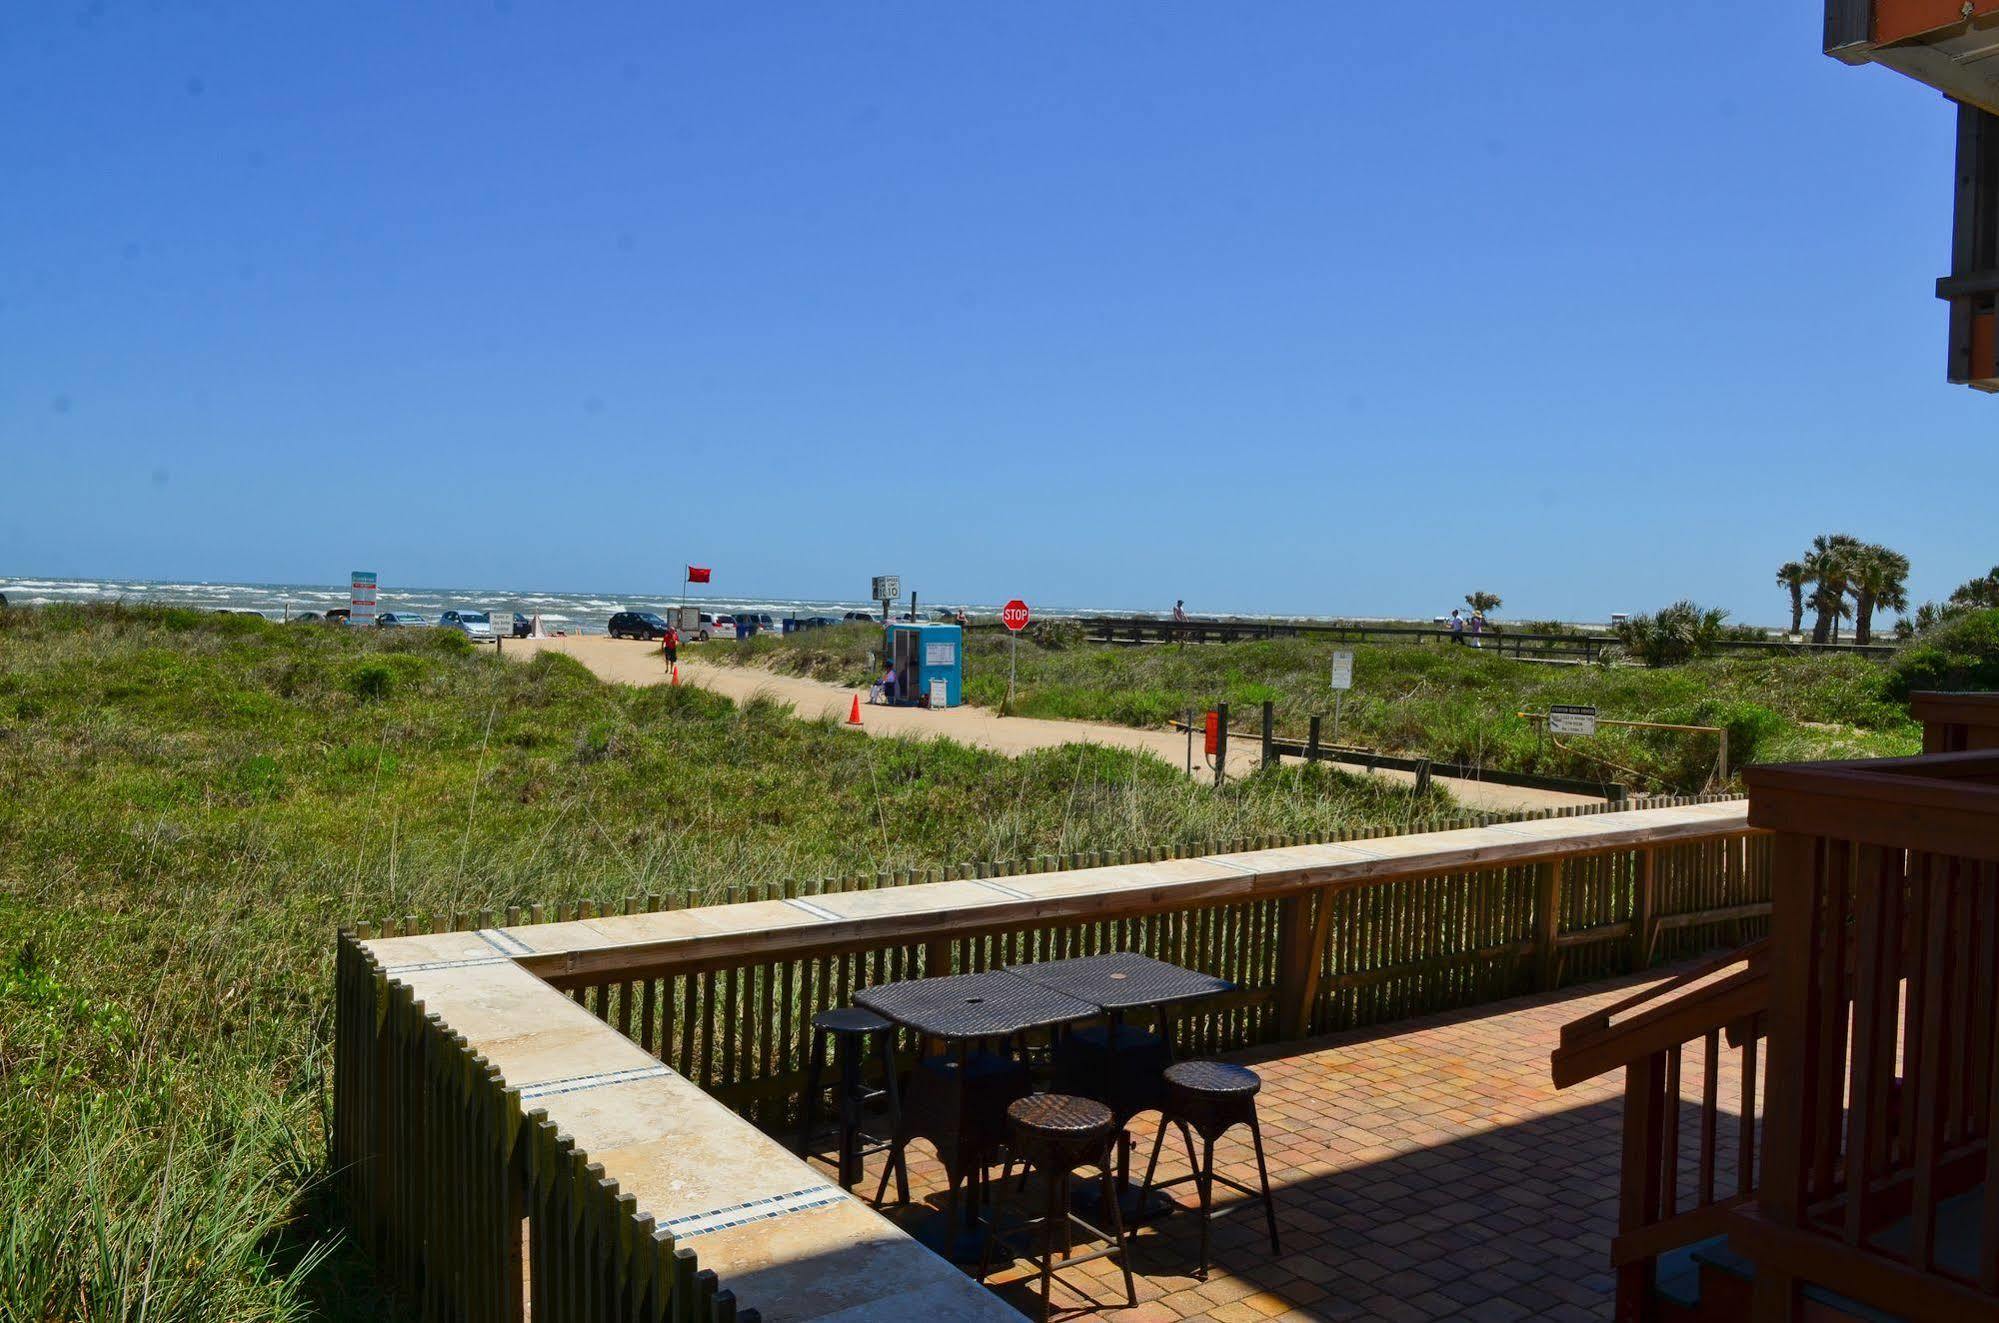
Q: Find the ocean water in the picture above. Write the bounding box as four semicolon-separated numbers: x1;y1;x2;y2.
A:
0;576;1138;633
0;576;1604;632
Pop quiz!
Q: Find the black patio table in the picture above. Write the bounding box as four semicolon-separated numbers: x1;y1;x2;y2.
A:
855;970;1098;1262
1004;953;1234;1218
855;968;1098;1043
1002;951;1233;1019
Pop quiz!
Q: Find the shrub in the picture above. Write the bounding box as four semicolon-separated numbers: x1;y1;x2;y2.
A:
1613;600;1730;667
1026;618;1085;650
1884;607;1999;700
347;661;396;701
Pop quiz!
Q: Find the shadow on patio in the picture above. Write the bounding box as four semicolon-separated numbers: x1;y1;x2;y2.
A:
760;970;1754;1322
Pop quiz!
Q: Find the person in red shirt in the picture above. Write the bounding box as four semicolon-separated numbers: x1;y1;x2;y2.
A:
661;625;680;668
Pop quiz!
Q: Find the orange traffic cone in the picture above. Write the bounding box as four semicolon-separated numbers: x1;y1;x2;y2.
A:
848;694;863;726
671;663;679;686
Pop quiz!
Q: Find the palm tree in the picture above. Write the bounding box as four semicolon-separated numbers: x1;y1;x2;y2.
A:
1803;533;1861;644
1949;566;1999;610
1774;561;1808;636
1464;591;1502;615
1846;543;1911;644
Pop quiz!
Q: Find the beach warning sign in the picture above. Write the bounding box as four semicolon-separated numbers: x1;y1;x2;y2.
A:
1001;599;1031;632
350;571;378;627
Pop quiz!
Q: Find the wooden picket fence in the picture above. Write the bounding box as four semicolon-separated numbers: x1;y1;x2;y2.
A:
334;936;761;1323
335;793;1762;1320
530;795;1764;1131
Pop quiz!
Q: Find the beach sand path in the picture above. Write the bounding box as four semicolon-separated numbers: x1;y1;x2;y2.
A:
505;635;1597;813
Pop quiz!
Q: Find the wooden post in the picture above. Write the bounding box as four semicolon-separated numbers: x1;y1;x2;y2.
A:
1749;833;1820;1323
1261;701;1275;769
1615;1052;1666;1322
1306;715;1321;763
1214;702;1229;787
1275;892;1316;1040
1631;847;1657;972
1535;859;1564;991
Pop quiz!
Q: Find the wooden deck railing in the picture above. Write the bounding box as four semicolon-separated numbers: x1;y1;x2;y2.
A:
1561;692;1999;1322
1553;941;1771;1320
528;798;1765;1132
1734;746;1999;1319
335;795;1764;1321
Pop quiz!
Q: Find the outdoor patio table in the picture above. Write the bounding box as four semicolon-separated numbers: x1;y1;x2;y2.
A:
855;970;1098;1262
1005;953;1233;1217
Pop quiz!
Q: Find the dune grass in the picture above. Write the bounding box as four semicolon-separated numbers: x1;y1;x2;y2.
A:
0;604;1453;1320
728;621;1921;792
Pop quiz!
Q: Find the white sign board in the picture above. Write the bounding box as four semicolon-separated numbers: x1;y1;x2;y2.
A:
871;575;901;603
1549;704;1598;736
350;571;378;627
1330;650;1354;691
930;677;947;707
925;641;956;666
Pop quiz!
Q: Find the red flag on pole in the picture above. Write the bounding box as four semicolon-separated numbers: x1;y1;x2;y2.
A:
685;565;711;584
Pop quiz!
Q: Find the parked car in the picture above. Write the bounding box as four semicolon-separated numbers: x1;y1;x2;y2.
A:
704;613;737;641
734;611;775;639
607;610;672;640
512;612;533;638
843;611;875;622
288;611;324;624
377;611;429;628
439;609;495;640
325;608;351;625
785;615;840;633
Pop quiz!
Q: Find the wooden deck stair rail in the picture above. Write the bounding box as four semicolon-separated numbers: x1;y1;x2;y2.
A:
1552;941;1772;1319
334;799;1766;1322
1913;689;1999;753
1730;747;1999;1320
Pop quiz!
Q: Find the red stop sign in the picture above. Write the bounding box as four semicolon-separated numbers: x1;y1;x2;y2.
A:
1000;599;1031;632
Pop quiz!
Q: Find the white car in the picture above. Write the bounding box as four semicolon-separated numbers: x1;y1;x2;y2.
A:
438;609;495;640
376;612;430;628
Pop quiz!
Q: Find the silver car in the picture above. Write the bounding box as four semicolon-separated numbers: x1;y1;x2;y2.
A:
438;609;495;640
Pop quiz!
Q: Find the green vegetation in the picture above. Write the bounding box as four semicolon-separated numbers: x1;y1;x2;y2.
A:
1884;607;1999;699
0;604;1447;1320
1904;565;1999;636
1780;533;1910;644
734;621;1923;792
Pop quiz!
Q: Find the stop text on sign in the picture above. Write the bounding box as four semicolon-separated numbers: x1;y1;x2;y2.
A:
1000;599;1031;632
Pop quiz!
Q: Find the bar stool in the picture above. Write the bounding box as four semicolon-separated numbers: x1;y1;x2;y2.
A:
797;1007;906;1203
979;1094;1135;1321
1137;1060;1280;1279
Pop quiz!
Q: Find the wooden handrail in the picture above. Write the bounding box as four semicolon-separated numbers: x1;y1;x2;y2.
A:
1551;956;1769;1089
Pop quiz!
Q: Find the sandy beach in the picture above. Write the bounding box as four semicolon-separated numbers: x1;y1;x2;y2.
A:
504;634;1598;812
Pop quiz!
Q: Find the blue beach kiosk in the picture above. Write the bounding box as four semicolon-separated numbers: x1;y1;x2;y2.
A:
882;621;963;708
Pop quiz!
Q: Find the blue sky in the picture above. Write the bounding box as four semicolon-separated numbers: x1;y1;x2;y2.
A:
1;3;1988;622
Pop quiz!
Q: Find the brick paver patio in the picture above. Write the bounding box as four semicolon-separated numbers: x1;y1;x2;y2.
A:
835;970;1754;1321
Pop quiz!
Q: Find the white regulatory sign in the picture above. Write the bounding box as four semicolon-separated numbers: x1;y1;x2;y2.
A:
1330;650;1354;691
350;570;378;627
871;575;901;602
1548;704;1598;736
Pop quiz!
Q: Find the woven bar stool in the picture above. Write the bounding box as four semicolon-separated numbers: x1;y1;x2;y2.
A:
1137;1060;1280;1279
978;1094;1135;1320
797;1007;906;1202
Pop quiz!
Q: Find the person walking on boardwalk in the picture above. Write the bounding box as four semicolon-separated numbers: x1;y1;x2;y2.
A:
1449;609;1466;644
1172;598;1188;643
1470;611;1485;649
